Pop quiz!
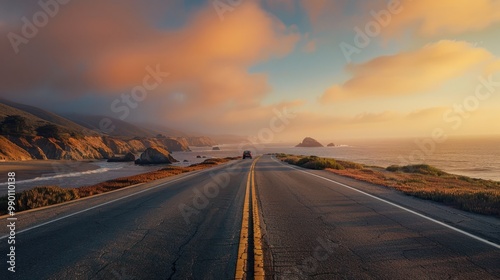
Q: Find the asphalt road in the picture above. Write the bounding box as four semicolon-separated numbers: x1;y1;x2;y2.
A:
1;155;500;279
255;156;500;279
0;159;251;280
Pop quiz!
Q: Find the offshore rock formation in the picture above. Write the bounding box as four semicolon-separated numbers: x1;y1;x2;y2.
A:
296;137;324;148
107;152;136;162
135;147;178;164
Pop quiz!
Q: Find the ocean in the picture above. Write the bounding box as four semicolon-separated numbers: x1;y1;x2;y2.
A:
2;136;499;192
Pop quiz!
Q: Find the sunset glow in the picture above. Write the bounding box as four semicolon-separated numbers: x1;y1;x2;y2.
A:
1;0;499;140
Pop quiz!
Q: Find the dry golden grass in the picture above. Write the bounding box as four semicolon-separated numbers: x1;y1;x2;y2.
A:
278;154;500;216
0;157;235;214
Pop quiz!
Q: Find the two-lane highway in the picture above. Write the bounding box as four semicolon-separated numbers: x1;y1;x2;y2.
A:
1;155;500;279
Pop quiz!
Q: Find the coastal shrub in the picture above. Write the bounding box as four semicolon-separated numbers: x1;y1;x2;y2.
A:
294;156;344;170
302;159;328;170
337;160;364;170
280;155;364;170
36;124;61;139
386;165;400;172
0;115;28;136
282;156;300;165
386;164;446;176
16;186;80;211
296;156;313;166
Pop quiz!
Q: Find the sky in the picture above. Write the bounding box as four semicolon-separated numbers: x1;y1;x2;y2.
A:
1;0;500;142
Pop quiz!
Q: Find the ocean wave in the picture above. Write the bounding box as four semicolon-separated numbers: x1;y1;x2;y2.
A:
0;167;121;186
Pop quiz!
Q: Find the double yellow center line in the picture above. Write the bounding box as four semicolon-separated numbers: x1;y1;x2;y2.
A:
235;157;265;280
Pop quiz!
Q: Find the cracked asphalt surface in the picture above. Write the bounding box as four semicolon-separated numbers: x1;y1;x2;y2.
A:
256;156;500;279
1;155;499;279
0;160;251;280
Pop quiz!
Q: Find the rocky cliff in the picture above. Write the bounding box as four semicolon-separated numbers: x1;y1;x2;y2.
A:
0;135;190;161
135;147;178;164
182;136;218;147
0;136;33;160
0;99;200;160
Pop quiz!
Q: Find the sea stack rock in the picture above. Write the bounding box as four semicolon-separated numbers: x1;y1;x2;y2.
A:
135;147;178;164
296;137;323;147
212;146;221;150
327;143;335;147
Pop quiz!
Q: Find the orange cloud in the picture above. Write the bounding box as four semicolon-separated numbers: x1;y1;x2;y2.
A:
382;0;500;37
0;1;300;133
321;40;494;102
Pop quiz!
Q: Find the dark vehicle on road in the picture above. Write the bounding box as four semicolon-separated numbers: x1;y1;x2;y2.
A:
243;150;252;159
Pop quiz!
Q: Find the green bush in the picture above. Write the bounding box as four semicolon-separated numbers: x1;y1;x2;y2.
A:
296;156;313;166
36;124;61;138
0;115;28;136
302;160;328;170
283;158;298;165
386;164;446;176
386;165;401;172
337;160;364;170
295;156;345;170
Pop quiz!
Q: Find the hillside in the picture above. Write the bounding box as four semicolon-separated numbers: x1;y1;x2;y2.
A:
65;114;218;147
65;114;159;138
0;100;191;160
0;98;93;136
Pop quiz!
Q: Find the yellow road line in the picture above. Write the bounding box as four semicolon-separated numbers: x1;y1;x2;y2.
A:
251;160;265;279
235;164;251;279
235;158;265;279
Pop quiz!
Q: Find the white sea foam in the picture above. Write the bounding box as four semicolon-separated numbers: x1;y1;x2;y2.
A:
0;167;121;186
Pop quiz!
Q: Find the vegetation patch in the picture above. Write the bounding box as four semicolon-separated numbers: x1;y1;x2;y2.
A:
277;154;363;170
277;154;500;216
0;157;235;215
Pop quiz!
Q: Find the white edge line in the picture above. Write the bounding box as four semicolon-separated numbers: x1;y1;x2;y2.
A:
0;163;230;240
272;156;500;250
